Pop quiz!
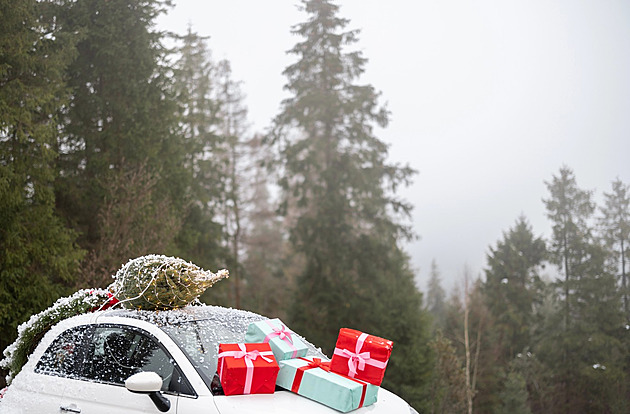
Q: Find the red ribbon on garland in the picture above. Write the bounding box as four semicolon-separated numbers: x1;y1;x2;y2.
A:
89;291;119;312
290;357;367;409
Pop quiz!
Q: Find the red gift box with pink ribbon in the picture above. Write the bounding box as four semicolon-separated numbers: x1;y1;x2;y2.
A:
217;343;279;395
329;328;393;386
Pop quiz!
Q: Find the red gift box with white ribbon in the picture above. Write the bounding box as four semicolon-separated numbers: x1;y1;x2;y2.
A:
217;343;279;395
329;328;393;386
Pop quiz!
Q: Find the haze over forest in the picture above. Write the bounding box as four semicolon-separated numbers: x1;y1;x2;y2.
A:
1;0;629;412
158;0;630;291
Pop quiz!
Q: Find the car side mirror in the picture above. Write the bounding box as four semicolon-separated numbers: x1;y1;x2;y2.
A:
125;372;171;412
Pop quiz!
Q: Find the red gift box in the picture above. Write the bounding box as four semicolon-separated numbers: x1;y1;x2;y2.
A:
329;328;393;386
217;343;279;395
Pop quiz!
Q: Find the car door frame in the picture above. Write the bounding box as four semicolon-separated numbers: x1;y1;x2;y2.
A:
56;320;199;414
91;315;214;398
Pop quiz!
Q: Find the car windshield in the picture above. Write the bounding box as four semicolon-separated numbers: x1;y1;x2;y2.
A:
156;306;326;391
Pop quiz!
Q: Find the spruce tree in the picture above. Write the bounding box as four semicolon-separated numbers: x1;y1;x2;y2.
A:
599;179;630;318
428;331;467;414
170;27;227;275
477;217;545;412
543;167;597;328
216;60;249;308
426;259;447;330
598;179;630;411
496;370;532;414
54;0;184;282
240;135;295;320
541;167;626;412
268;0;430;408
483;216;546;361
0;0;83;382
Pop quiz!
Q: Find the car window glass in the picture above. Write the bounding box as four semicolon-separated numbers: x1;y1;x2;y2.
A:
83;326;175;392
35;326;89;378
161;315;326;392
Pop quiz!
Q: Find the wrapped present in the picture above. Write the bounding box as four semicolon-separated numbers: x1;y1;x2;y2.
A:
330;328;393;386
276;356;378;412
217;343;279;395
245;318;308;361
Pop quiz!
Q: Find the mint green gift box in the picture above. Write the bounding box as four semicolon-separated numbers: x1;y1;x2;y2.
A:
276;357;379;412
245;318;308;361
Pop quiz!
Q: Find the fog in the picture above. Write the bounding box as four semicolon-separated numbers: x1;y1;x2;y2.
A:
158;0;630;291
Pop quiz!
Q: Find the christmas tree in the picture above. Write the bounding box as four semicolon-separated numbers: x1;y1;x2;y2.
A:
111;254;229;311
2;255;228;384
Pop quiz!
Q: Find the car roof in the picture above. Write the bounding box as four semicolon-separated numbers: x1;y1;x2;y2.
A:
91;305;326;357
93;304;267;327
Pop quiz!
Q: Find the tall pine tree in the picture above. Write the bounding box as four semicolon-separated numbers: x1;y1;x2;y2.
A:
0;0;83;383
240;135;296;320
599;179;630;318
269;1;430;409
543;167;596;329
483;216;546;362
481;217;546;413
54;0;184;284
541;167;626;413
426;259;447;330
170;27;227;274
215;59;249;308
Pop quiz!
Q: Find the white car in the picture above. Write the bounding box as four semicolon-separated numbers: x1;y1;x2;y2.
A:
0;305;415;413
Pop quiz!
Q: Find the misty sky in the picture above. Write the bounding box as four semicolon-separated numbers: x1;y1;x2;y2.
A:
158;0;630;291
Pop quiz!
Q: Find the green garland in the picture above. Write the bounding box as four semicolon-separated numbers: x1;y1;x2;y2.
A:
1;289;114;385
2;255;229;385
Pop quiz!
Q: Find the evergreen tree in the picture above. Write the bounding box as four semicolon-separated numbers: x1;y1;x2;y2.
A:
216;59;249;308
599;179;630;318
541;167;626;413
506;350;557;413
0;0;83;383
426;259;447;330
239;136;295;319
496;369;532;414
268;0;430;408
444;270;501;413
171;27;227;274
543;166;596;328
54;0;184;283
483;216;546;362
428;331;467;414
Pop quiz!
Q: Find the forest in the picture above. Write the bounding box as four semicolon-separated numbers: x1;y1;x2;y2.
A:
1;0;629;412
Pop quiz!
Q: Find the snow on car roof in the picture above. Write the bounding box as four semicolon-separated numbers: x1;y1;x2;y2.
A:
95;304;326;358
97;304;267;328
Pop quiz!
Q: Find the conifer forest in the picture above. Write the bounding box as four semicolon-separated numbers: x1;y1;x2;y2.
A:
1;0;629;412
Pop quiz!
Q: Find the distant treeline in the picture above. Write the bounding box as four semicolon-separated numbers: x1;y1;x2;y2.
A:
425;167;630;413
0;0;628;412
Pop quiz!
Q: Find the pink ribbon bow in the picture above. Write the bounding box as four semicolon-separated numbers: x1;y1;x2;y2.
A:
265;323;293;344
264;320;299;358
333;333;388;378
218;344;274;394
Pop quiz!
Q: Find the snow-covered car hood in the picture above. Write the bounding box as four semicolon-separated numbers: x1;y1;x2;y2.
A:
212;386;410;413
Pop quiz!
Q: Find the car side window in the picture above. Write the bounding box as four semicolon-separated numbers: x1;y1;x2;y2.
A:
82;326;193;396
35;326;89;378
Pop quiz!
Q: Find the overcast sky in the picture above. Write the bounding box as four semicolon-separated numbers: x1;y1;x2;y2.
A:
158;0;630;292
